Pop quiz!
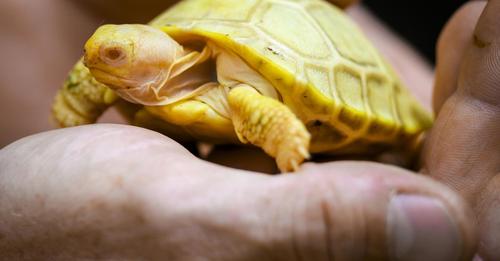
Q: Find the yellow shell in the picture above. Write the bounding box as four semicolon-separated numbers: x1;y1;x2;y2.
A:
151;0;432;153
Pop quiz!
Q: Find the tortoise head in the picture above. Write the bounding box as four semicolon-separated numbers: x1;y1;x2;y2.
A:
83;24;182;102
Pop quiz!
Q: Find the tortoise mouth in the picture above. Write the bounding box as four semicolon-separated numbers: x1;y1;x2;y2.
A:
88;67;141;91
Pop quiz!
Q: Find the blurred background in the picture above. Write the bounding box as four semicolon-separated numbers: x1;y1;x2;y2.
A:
0;0;468;148
365;0;468;61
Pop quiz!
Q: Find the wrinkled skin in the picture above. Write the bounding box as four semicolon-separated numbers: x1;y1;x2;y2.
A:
0;0;499;260
424;1;500;260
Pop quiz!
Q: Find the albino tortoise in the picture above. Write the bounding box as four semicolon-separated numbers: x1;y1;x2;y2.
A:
53;0;432;172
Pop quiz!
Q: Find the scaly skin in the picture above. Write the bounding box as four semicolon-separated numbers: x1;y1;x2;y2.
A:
228;85;311;172
52;60;118;127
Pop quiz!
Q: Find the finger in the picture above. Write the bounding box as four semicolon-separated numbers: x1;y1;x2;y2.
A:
0;125;476;260
282;162;476;260
423;0;500;202
0;124;282;259
464;1;500;259
465;0;500;105
422;0;500;258
433;1;487;113
0;124;198;259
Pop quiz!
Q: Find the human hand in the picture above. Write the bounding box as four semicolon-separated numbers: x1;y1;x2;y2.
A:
0;124;475;260
422;1;500;260
0;1;485;260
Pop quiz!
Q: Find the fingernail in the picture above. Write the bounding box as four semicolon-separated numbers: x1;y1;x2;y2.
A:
387;195;461;261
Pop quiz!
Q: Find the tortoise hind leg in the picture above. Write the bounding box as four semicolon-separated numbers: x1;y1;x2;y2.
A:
228;84;311;173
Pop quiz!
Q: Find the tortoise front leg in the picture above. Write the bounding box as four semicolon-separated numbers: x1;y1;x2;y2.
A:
52;60;118;127
228;84;311;173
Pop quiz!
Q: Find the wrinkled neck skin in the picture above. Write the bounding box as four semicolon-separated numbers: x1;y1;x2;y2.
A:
117;45;214;106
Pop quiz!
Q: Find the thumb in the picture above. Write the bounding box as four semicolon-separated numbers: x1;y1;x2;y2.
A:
0;125;476;260
287;163;476;260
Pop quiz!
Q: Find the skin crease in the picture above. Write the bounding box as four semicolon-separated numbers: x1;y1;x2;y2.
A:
0;0;498;260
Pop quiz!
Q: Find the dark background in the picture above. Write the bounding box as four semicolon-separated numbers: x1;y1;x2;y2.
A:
365;0;468;62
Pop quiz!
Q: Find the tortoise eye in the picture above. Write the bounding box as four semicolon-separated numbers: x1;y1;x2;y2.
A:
100;46;126;65
105;48;122;60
